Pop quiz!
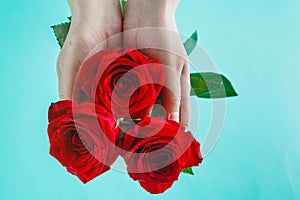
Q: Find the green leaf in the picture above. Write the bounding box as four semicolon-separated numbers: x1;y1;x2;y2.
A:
183;31;198;56
182;167;194;175
115;118;122;128
51;19;71;48
121;0;127;16
190;72;238;98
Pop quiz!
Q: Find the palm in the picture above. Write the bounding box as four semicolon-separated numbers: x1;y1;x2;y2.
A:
123;0;191;126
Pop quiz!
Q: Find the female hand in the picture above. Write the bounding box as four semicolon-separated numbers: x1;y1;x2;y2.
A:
123;0;191;127
56;0;122;100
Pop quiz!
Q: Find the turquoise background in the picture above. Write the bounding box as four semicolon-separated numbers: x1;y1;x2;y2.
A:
1;0;300;199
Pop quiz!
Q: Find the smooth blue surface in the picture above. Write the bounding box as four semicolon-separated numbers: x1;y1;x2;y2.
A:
1;0;300;199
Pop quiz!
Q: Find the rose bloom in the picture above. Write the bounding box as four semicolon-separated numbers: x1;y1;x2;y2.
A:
119;118;203;194
47;100;120;183
78;48;165;119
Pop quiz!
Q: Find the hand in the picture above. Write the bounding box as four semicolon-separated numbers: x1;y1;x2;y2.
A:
123;0;191;127
57;0;122;100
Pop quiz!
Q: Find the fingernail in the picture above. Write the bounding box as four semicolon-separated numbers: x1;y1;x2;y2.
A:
168;112;179;123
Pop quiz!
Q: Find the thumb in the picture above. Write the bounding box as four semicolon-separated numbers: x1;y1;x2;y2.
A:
161;65;181;123
56;46;82;100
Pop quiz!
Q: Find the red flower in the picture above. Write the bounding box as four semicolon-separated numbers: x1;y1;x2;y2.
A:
47;100;120;183
119;118;203;194
77;48;165;119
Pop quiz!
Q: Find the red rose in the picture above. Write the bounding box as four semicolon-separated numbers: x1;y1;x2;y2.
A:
119;118;203;194
78;48;165;119
47;100;120;183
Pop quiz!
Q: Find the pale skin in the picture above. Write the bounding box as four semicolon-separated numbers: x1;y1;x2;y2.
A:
57;0;191;127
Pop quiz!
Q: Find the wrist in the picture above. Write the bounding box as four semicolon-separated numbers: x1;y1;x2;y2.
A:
68;0;119;11
136;0;179;8
69;0;121;26
125;0;179;27
128;0;179;14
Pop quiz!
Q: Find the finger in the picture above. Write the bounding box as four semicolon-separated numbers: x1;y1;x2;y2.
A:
180;63;191;128
161;64;182;123
56;47;81;100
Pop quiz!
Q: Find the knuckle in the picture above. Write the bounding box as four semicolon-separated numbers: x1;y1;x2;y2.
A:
183;62;190;70
168;95;181;105
59;93;71;100
181;96;190;104
180;120;190;128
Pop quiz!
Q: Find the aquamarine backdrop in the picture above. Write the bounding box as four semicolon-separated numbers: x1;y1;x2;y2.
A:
1;0;300;199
